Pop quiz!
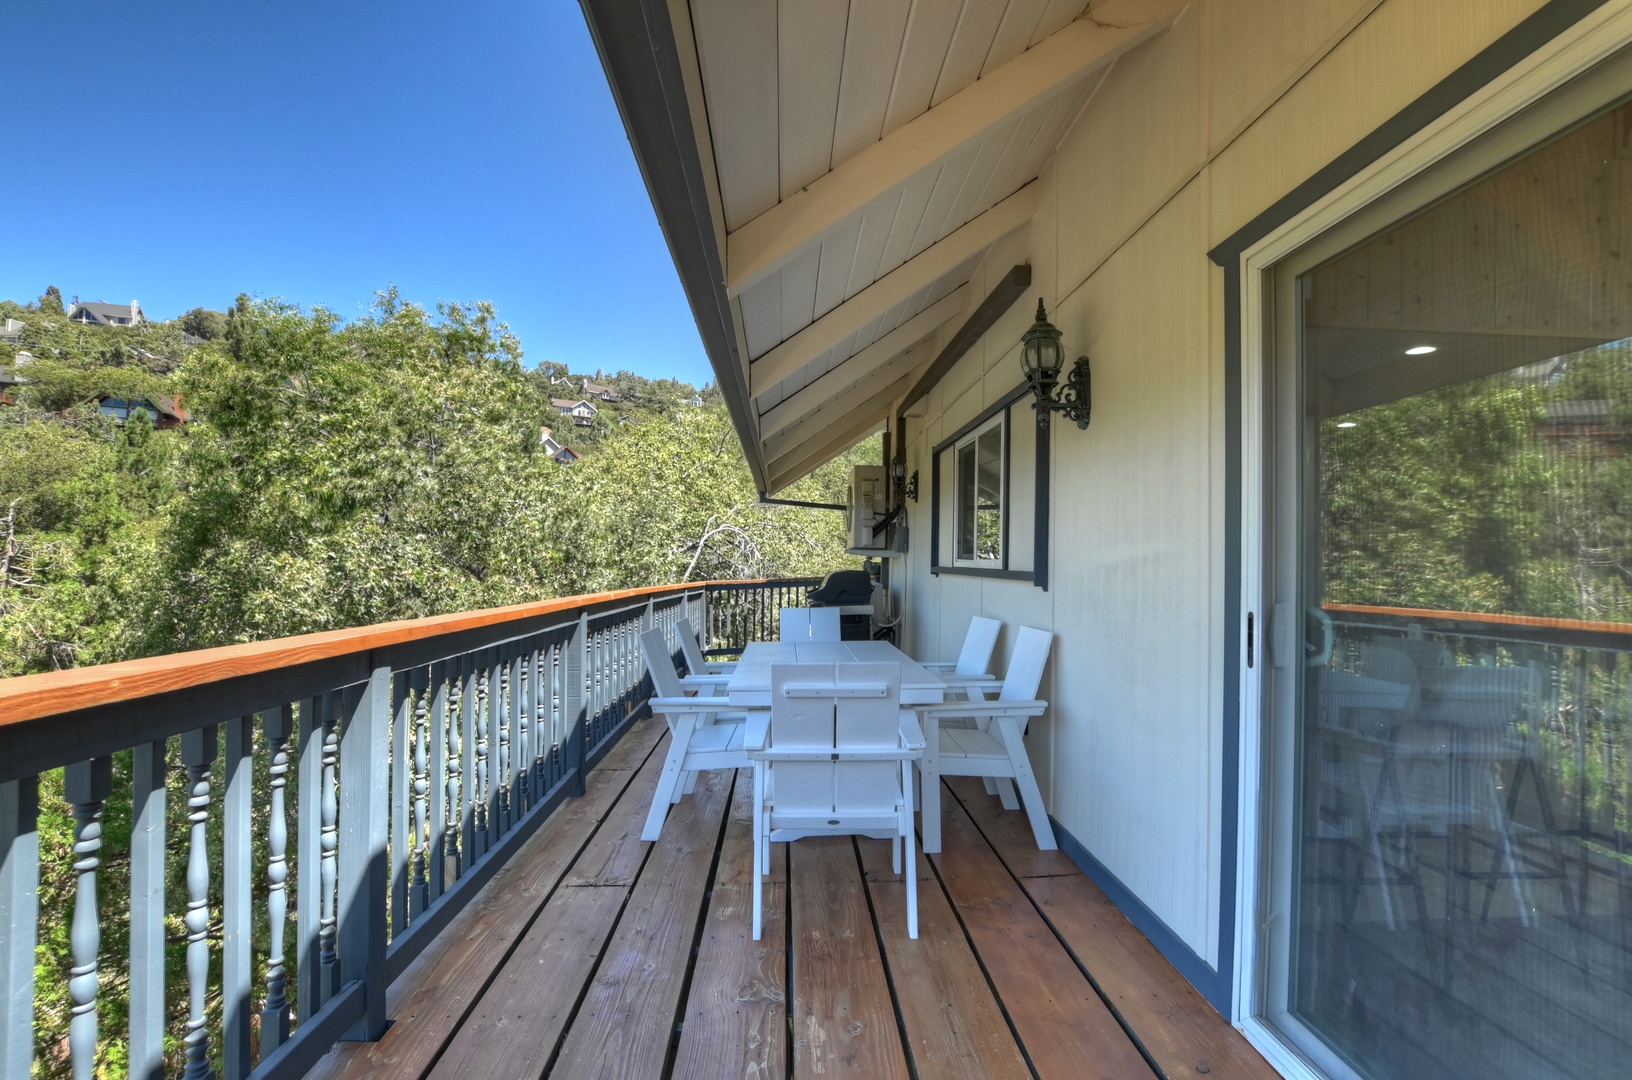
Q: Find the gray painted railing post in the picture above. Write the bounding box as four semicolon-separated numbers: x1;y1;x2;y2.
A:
297;693;325;1020
223;715;255;1080
181;727;217;1080
567;610;588;795
495;654;511;834
459;653;476;875
511;649;527;819
339;663;390;1041
1;776;39;1080
262;706;293;1055
129;741;166;1080
65;755;112;1080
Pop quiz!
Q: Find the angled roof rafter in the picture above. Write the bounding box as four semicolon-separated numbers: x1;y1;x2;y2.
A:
761;338;937;462
748;181;1040;398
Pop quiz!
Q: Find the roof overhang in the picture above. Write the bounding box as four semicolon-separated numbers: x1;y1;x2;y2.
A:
580;0;1185;492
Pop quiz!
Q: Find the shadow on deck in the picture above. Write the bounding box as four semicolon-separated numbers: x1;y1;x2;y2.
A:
309;716;1274;1079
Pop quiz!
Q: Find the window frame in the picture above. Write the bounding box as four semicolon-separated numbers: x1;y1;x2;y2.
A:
951;412;1007;568
929;381;1049;588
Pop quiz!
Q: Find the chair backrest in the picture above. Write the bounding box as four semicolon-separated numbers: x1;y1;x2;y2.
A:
954;616;1002;677
999;626;1053;701
639;627;686;700
675;616;708;674
770;662;901;814
780;606;842;642
809;607;842;642
779;607;811;642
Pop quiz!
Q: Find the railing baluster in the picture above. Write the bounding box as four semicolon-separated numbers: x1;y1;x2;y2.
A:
298;693;325;1019
339;664;390;1041
461;655;477;870
476;657;492;855
512;649;527;818
391;672;410;935
496;653;512;834
568;611;588;794
319;695;341;1002
224;715;255;1080
430;661;450;899
0;776;39;1080
262;706;293;1055
130;741;166;1080
65;756;112;1080
181;728;216;1080
411;667;431;918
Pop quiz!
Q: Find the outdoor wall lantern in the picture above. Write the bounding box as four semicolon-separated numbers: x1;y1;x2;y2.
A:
1020;298;1091;429
890;454;919;503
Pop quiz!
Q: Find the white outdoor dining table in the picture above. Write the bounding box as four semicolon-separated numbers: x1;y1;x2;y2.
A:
727;640;947;707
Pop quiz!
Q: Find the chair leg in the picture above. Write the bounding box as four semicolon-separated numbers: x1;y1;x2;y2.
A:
892;835;902;875
753;764;766;940
903;763;918;939
641;716;696;842
996;717;1055;850
682;770;699;795
992;777;1020;810
921;765;943;853
982;777;998;796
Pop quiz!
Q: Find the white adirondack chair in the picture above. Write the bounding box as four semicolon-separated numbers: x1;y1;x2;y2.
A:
745;662;925;939
676;616;735;677
913;625;1055;853
918;615;1001;701
639;627;750;842
779;606;842;642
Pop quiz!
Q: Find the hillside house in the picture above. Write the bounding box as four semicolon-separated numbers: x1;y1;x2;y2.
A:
0;318;23;343
91;393;187;428
580;378;622;402
551;397;598;426
66;300;145;327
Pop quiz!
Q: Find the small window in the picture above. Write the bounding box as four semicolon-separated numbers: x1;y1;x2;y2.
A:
953;415;1003;565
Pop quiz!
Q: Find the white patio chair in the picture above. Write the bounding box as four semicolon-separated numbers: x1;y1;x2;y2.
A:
918;615;1001;701
639;627;750;842
779;606;841;642
676;615;735;677
745;662;924;939
913;625;1054;853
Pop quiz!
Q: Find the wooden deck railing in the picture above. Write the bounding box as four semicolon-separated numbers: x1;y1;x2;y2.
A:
0;578;819;1080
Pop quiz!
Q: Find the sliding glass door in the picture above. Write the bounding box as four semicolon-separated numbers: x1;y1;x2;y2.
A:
1263;93;1632;1080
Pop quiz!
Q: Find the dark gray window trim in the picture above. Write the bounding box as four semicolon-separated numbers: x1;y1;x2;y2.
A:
930;382;1048;588
1190;0;1610;1017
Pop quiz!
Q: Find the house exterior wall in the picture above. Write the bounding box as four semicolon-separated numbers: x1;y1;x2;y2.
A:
893;0;1555;979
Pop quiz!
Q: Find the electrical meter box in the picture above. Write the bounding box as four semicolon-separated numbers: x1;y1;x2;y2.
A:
847;465;889;550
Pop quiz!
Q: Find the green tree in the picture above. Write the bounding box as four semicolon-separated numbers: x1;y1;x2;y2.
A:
39;286;64;316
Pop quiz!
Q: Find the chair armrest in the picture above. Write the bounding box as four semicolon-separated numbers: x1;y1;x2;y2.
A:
914;699;1048;720
680;673;732;686
744;711;771;752
939;673;997;684
897;710;926;751
920;661;956;672
649;696;733;715
705;661;738;674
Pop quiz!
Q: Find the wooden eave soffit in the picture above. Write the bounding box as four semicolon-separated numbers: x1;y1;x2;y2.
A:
724;0;1187;298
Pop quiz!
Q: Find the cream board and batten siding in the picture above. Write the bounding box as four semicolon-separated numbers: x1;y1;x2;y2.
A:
894;0;1561;981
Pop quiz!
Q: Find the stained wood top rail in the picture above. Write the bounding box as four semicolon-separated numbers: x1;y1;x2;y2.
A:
1325;602;1632;643
0;579;780;728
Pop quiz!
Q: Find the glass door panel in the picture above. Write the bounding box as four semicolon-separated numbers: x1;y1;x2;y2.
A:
1274;99;1632;1080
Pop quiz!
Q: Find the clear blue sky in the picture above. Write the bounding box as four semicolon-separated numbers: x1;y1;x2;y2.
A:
0;1;714;386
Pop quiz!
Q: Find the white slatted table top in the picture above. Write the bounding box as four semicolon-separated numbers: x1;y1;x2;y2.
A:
728;640;947;708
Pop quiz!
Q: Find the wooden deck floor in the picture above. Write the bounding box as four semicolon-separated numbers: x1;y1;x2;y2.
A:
308;716;1275;1080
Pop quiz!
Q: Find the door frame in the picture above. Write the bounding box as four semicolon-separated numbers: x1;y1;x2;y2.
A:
1223;3;1632;1075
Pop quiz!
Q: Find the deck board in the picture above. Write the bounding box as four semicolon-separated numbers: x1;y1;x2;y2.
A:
310;721;1277;1080
947;777;1275;1080
789;837;912;1079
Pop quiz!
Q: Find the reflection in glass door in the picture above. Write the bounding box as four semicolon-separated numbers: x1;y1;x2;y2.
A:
1271;99;1632;1079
